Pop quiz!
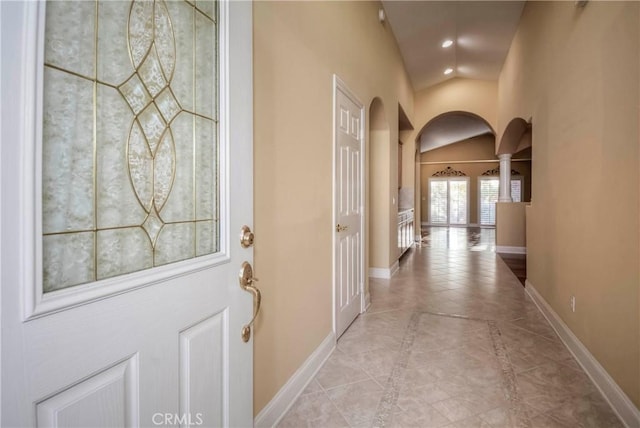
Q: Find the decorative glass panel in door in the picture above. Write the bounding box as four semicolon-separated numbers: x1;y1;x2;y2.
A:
42;0;219;293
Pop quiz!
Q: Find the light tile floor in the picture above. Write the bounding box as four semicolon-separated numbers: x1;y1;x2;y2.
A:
278;246;623;428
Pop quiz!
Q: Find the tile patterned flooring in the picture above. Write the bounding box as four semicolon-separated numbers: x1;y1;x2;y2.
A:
278;245;623;427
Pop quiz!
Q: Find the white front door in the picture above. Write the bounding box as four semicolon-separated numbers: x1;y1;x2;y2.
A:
333;77;364;339
1;1;254;427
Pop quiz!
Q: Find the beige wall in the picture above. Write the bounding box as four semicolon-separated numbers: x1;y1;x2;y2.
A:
370;127;392;269
411;78;498;145
500;1;639;406
496;202;528;248
420;135;532;225
253;1;413;415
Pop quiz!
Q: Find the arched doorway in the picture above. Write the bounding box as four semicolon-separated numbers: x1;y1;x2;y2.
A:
416;111;496;228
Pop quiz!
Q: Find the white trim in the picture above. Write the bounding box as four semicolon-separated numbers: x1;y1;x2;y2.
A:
495;246;526;254
254;332;336;428
368;261;399;279
0;1;3;419
525;280;640;428
331;74;365;338
420;158;532;165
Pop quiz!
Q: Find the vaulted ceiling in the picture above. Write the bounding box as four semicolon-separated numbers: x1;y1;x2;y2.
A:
382;1;525;91
382;1;525;151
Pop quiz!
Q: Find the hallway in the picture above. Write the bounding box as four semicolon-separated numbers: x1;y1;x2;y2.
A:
278;247;622;427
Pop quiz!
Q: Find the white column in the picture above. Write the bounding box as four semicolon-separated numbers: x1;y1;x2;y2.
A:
498;153;513;202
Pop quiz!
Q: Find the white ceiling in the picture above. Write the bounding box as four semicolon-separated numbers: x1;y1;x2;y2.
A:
419;113;492;152
382;1;525;91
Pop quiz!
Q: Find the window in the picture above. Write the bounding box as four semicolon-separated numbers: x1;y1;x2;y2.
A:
478;177;524;226
511;179;522;202
429;177;469;225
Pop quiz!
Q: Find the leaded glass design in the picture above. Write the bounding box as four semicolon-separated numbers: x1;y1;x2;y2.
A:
42;0;219;293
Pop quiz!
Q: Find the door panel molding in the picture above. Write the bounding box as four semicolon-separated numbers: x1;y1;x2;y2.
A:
179;310;228;428
36;354;139;428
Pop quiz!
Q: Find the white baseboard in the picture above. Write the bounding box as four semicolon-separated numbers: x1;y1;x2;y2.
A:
496;245;526;254
368;261;399;279
254;332;336;428
525;280;640;428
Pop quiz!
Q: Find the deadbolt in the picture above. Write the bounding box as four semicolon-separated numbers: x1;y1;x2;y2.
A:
240;225;254;248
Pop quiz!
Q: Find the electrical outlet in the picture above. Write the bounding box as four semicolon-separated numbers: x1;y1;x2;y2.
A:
570;295;576;313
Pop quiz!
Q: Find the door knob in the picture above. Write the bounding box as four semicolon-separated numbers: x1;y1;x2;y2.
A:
239;262;261;342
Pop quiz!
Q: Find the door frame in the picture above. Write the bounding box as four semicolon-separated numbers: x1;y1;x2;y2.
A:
331;75;366;337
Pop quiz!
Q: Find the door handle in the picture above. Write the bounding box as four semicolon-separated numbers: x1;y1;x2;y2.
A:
336;224;348;232
239;262;261;342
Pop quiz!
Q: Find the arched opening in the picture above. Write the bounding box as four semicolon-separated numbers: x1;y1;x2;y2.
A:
417;111;495;154
497;117;530;155
416;111;499;229
369;98;391;272
494;117;533;285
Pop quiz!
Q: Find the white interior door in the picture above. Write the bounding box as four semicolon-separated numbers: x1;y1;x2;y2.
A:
333;77;364;339
1;1;254;426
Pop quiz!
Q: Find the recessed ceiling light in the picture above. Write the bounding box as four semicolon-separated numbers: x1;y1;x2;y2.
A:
444;68;454;75
442;40;454;48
